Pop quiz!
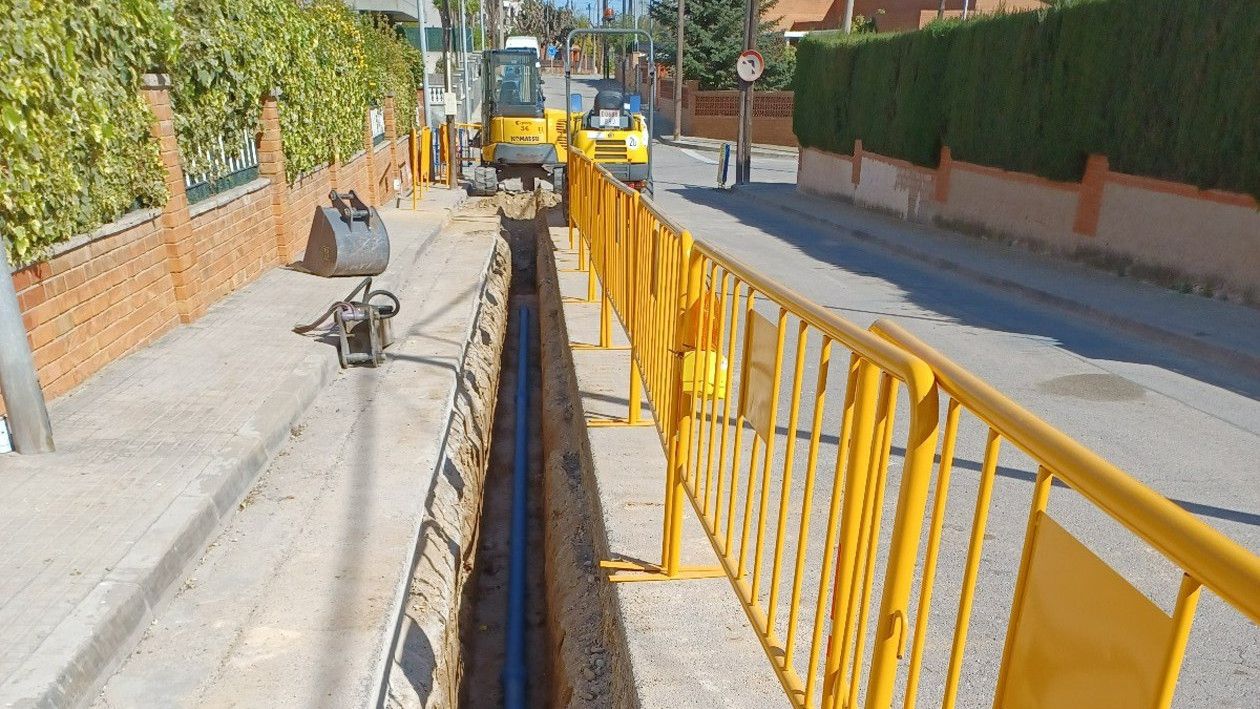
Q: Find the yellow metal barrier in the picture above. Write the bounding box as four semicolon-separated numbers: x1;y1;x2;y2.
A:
569;151;944;707
869;320;1260;709
563;150;1260;708
411;126;432;208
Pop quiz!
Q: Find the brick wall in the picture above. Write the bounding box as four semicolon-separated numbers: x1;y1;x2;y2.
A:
188;180;278;307
7;76;429;407
798;144;1260;301
396;135;413;194
284;165;334;261
654;69;798;147
338;150;372;203
11;212;180;401
374;141;395;205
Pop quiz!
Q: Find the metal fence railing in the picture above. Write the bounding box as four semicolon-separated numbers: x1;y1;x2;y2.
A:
183;129;259;204
564;150;1260;708
370;107;386;145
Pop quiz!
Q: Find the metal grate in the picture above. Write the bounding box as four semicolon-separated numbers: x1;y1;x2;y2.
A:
183;129;259;204
370;107;386;145
593;139;626;161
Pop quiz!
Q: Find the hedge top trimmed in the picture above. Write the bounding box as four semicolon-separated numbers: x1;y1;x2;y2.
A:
793;0;1260;202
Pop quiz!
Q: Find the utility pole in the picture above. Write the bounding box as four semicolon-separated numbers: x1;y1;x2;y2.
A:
459;0;471;125
0;243;53;454
601;1;610;79
672;0;684;141
499;0;507;47
842;0;855;32
735;0;756;184
416;0;431;128
443;27;458;187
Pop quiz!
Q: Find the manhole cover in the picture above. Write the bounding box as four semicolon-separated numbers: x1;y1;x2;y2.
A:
1037;373;1145;402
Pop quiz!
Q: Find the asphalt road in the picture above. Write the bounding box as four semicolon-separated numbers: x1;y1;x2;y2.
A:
552;76;1259;707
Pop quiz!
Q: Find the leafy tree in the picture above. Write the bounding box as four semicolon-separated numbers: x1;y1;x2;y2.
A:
509;0;582;46
432;0;482;54
648;0;796;90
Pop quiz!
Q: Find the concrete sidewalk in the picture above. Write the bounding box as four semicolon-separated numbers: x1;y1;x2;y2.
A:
0;189;474;708
739;182;1260;377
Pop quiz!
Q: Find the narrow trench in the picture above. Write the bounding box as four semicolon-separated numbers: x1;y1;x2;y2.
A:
460;214;550;707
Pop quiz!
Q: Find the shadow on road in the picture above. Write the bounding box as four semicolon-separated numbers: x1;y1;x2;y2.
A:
664;181;1260;404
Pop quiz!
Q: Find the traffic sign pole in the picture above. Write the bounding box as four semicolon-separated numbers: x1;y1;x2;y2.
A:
736;0;758;185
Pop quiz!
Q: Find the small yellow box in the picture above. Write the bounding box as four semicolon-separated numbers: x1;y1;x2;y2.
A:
682;349;730;399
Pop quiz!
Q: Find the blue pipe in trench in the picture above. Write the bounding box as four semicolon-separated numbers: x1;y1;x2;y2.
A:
503;304;531;708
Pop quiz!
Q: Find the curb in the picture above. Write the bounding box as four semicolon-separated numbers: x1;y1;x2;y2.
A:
4;354;337;709
742;189;1260;378
656;136;797;159
4;200;466;709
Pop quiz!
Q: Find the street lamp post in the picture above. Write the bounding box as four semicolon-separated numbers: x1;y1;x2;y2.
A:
416;0;431;128
672;0;684;141
459;0;471;125
0;242;53;454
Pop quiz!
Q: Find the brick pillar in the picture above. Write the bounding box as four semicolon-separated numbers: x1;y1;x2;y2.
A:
363;109;378;205
852;139;864;186
329;140;340;191
141;73;202;323
384;93;398;202
935;146;953;203
1073;154;1109;237
257;92;292;263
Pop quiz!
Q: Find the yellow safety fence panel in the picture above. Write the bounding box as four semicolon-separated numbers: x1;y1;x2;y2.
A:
411;126;433;208
563;150;1260;709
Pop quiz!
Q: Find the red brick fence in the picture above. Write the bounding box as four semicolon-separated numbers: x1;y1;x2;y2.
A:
798;143;1260;301
642;67;797;147
10;75;419;403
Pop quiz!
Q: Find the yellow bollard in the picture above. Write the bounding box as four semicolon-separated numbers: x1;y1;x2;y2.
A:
410;128;420;210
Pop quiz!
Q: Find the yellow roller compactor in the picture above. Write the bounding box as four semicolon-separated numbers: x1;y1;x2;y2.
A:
471;48;571;195
570;89;651;191
564;27;657;194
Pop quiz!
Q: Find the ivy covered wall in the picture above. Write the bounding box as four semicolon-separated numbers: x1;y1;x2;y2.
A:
0;0;174;262
0;0;422;263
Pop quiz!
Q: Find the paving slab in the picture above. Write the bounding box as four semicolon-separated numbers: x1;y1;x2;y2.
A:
0;188;468;709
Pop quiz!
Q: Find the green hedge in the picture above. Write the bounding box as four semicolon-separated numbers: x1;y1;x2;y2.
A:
360;16;423;139
173;0;422;182
0;0;174;262
1;0;421;263
793;0;1260;200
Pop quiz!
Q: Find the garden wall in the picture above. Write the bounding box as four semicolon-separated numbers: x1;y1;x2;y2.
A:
8;79;412;406
652;70;797;147
798;145;1260;300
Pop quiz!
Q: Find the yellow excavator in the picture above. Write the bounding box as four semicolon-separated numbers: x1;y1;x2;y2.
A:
471;48;571;195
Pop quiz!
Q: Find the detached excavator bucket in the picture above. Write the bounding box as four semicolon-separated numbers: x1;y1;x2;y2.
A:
301;190;390;277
